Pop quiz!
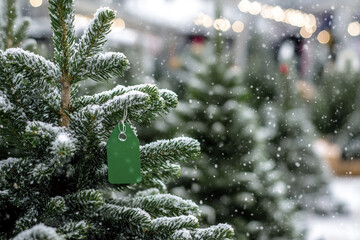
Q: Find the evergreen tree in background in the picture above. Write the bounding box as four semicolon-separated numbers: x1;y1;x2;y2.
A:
243;34;278;109
245;35;335;212
0;0;234;239
0;0;37;159
312;70;360;137
166;36;298;239
311;70;360;159
0;0;30;50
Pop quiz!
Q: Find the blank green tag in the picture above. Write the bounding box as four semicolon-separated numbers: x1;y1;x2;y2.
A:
107;123;141;184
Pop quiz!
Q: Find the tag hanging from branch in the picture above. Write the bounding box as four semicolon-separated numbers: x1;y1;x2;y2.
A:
107;108;141;184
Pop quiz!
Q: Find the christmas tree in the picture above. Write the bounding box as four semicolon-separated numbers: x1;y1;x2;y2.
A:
0;0;31;50
0;0;37;160
312;70;360;137
0;0;234;239
243;34;278;109
167;36;298;239
244;35;335;212
311;69;360;160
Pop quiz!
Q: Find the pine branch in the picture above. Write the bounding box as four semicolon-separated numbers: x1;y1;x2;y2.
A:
191;224;234;240
149;215;199;233
75;52;130;83
50;132;77;159
58;221;91;240
71;90;150;145
141;163;181;187
140;137;200;170
48;0;75;71
13;208;39;235
13;18;31;47
110;193;200;219
0;89;28;149
170;229;192;240
71;7;115;81
73;84;159;110
44;196;68;218
100;204;151;236
13;224;61;240
31;163;55;184
49;0;76;128
66;189;104;211
4;0;16;49
5;48;60;84
24;121;72;157
1;56;59;122
0;91;14;113
0;157;20;170
137;137;200;187
0;0;32;50
159;89;178;113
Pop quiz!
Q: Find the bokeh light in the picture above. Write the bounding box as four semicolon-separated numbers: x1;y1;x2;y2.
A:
232;20;244;33
348;22;360;36
29;0;42;8
317;30;331;44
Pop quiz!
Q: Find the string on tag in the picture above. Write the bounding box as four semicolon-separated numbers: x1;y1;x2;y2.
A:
118;108;127;141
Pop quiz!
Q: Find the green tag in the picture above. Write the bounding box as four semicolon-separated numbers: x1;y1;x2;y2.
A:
107;123;141;184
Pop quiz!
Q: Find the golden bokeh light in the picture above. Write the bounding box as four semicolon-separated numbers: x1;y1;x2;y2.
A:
348;21;360;36
202;15;213;28
249;1;261;15
232;20;244;33
238;0;316;29
29;0;42;7
238;0;251;13
300;27;312;38
261;5;273;19
112;18;126;31
193;13;213;28
317;30;330;44
193;13;205;26
213;18;231;32
305;25;317;34
272;6;285;22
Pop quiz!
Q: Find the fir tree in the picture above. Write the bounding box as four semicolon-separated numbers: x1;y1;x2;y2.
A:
0;0;36;159
314;69;360;161
312;70;360;136
0;0;29;50
244;35;335;212
0;1;234;239
166;37;298;239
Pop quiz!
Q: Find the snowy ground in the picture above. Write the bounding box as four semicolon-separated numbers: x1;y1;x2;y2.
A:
306;177;360;240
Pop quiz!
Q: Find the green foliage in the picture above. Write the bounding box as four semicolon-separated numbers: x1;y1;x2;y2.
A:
0;0;234;239
13;224;60;240
0;0;37;160
311;71;360;135
0;0;31;50
161;41;297;239
5;48;60;83
244;34;336;212
48;0;76;72
110;192;201;218
58;220;91;240
244;34;278;108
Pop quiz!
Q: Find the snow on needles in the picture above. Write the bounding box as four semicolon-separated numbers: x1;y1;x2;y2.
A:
13;223;60;240
0;157;20;170
50;132;77;157
0;91;14;112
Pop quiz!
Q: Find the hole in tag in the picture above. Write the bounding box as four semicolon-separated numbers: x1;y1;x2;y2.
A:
118;132;127;141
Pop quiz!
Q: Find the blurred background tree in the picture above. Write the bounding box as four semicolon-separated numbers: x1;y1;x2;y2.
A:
244;34;339;213
158;33;300;239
